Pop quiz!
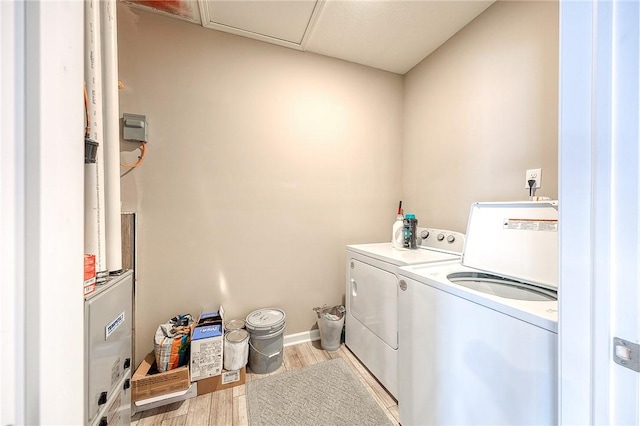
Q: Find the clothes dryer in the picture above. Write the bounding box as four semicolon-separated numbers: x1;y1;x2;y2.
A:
346;227;465;398
398;201;559;425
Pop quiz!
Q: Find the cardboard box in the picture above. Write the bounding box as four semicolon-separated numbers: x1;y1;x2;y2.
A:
190;306;225;381
132;352;190;402
196;367;246;396
133;367;245;413
133;382;197;414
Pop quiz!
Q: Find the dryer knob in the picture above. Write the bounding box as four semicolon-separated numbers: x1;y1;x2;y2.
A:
447;235;455;243
399;280;407;291
420;230;429;239
437;233;445;241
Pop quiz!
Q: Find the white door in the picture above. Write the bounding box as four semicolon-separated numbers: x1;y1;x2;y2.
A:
347;258;398;348
559;0;640;423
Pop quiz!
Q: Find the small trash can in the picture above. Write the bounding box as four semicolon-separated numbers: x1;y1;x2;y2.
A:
313;305;346;352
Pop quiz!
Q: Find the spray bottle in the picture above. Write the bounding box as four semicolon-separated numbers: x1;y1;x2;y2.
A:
392;201;404;249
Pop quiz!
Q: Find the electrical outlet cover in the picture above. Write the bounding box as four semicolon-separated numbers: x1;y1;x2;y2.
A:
525;168;542;189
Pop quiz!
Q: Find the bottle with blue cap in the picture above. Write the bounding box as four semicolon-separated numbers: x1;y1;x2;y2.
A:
403;214;418;249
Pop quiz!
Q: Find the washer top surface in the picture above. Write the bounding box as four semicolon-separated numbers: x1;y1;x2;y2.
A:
399;261;558;333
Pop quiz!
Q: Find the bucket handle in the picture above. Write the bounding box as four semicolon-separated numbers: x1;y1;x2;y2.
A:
248;339;283;359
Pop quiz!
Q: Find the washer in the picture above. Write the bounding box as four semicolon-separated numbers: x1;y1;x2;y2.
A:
398;201;559;425
346;227;465;398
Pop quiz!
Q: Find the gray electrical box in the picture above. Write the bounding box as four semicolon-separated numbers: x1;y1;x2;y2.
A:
122;113;148;142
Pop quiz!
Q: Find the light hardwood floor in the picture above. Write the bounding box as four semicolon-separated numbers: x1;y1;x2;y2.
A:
131;341;400;426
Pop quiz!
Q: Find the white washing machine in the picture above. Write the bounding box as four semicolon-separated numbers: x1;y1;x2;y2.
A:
346;227;465;399
398;201;559;425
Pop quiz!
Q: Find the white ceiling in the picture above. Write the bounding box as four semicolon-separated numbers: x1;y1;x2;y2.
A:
123;0;495;75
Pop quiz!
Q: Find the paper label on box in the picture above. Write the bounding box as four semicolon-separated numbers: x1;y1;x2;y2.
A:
221;370;240;384
193;324;222;339
191;338;223;379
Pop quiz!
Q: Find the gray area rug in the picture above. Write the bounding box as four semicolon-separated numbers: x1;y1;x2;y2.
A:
246;358;393;426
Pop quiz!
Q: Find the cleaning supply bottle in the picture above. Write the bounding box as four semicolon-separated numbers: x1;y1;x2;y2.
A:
403;214;418;249
392;201;404;249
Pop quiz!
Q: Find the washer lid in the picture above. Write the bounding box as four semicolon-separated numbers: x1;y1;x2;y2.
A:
462;201;559;290
245;308;286;331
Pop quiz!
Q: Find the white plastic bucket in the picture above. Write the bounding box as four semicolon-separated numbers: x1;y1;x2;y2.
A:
223;329;249;371
245;308;286;374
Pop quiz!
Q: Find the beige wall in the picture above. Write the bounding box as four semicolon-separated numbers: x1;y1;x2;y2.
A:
117;0;559;363
402;1;559;232
117;4;403;362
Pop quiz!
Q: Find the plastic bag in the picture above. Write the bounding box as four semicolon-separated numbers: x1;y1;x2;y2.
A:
313;304;345;320
154;314;193;372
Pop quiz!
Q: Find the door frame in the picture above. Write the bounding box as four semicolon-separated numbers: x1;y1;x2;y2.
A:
559;0;640;423
1;1;85;424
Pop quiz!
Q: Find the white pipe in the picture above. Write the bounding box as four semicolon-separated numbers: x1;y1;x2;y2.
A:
84;0;108;280
83;0;99;277
101;0;123;274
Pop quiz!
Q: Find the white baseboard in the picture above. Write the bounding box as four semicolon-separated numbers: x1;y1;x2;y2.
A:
283;329;320;347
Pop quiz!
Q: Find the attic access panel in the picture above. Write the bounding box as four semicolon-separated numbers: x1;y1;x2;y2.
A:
201;0;321;49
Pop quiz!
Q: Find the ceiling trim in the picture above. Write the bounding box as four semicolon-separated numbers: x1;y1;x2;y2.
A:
300;0;326;51
200;21;305;51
